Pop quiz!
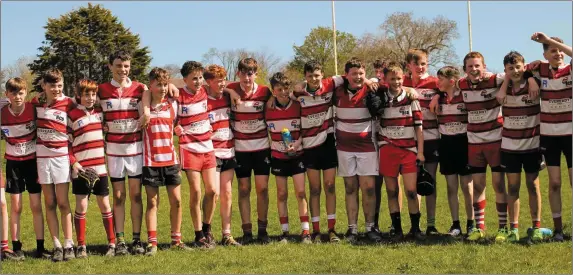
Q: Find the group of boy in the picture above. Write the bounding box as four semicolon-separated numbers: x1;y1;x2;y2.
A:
0;31;570;262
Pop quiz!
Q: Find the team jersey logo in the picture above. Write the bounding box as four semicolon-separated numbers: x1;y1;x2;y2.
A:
399;107;410;116
25;121;35;131
253;102;264;111
129;99;138;108
480;90;493;99
562;77;572;87
291;120;300;129
521;95;535;105
457;104;466;112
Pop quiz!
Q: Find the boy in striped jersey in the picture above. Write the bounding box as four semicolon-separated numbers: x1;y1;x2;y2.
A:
435;67;474;238
32;69;77;261
204;65;240;246
143;68;186;255
372;62;426;241
100;51;148;255
530;32;572;242
496;51;543;242
404;49;440;235
1;78;46;260
68;79;116;257
266;72;310;244
228;58;273;244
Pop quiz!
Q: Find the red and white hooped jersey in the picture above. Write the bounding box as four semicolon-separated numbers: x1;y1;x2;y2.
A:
501;81;540;153
143;98;178;167
207;93;234;159
294;77;343;149
68;105;107;176
534;62;572;136
377;87;423;153
333;84;376;153
437;90;468;136
99;78;146;157
459;74;504;145
228;82;271;152
403;74;439;141
265;100;302;159
32;95;76;158
177;86;213;154
1;103;36;161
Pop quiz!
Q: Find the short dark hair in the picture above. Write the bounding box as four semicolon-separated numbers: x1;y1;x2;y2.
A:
42;68;63;84
383;61;404;76
108;50;131;65
269;72;291;90
237;58;258;73
406;48;428;64
344;57;365;73
5;77;27;93
543;36;564;52
437;66;461;80
373;59;388;70
148;67;170;84
303;60;323;75
180;61;204;78
503;51;525;66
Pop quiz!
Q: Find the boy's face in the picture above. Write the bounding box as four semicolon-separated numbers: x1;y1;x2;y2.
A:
406;56;428;78
237;70;257;90
374;68;384;81
347;67;366;89
543;46;565;67
206;77;226;94
305;69;323;89
42;80;64;100
183;70;203;92
5;89;27;107
437;75;455;92
272;84;290;101
150;79;168;100
109;59;131;82
80;90;97;109
464;57;486;82
504;61;526;82
384;70;404;93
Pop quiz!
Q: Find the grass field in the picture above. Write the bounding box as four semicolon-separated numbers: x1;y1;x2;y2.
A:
1;139;571;274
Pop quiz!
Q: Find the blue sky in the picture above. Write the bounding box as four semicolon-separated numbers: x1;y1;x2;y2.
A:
1;1;571;73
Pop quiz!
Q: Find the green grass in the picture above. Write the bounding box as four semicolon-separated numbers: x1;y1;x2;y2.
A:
1;140;571;274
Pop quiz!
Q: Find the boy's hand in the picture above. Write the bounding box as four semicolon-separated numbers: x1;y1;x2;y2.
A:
103;124;109;133
266;98;276;109
406;89;419;100
416;152;425;163
429;94;440;114
526;60;543;71
364;79;379;92
496;90;507;105
531;32;551;44
174;125;184;136
168;84;180;98
224;88;242;106
71;162;85;179
527;77;540;99
67;134;74;143
139;113;151;129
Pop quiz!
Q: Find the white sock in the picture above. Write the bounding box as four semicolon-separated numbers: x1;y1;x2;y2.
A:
365;222;374;232
348;224;358;234
53;237;62;248
64;239;74;249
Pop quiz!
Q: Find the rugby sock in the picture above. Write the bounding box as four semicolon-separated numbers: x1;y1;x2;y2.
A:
133;232;141;242
496;202;508;229
280;217;289;233
327;214;336;231
257;219;268;235
74;211;87;246
510;222;518;230
202;222;211;234
473;200;486;230
466;220;474;231
374;212;380;229
348;224;358;235
410;212;421;231
64;239;74;249
552;213;562;231
12;240;22;252
1;240;8;251
116;232;125;243
532;219;541;229
452;220;461;229
311;216;320;233
427;216;436;228
36;239;45;252
53;237;62;249
365;222;374;232
101;212;115;245
222;229;231;238
171;232;181;245
148;231;157;246
194;230;205;242
390;212;402;233
300;216;310;232
242;223;253;235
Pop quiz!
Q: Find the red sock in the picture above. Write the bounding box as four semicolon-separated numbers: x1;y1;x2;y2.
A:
101;212;115;245
148;231;157;246
532;220;541;229
74;212;87;246
1;240;8;251
171;232;181;245
327;214;336;231
473;200;486;230
496;203;508;228
311;216;320;232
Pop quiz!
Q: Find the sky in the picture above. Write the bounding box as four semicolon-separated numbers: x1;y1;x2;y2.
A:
1;1;572;73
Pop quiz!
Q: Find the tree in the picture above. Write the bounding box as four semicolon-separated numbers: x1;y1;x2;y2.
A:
163;64;182;78
28;3;152;95
0;70;5;94
2;56;37;99
288;26;357;77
